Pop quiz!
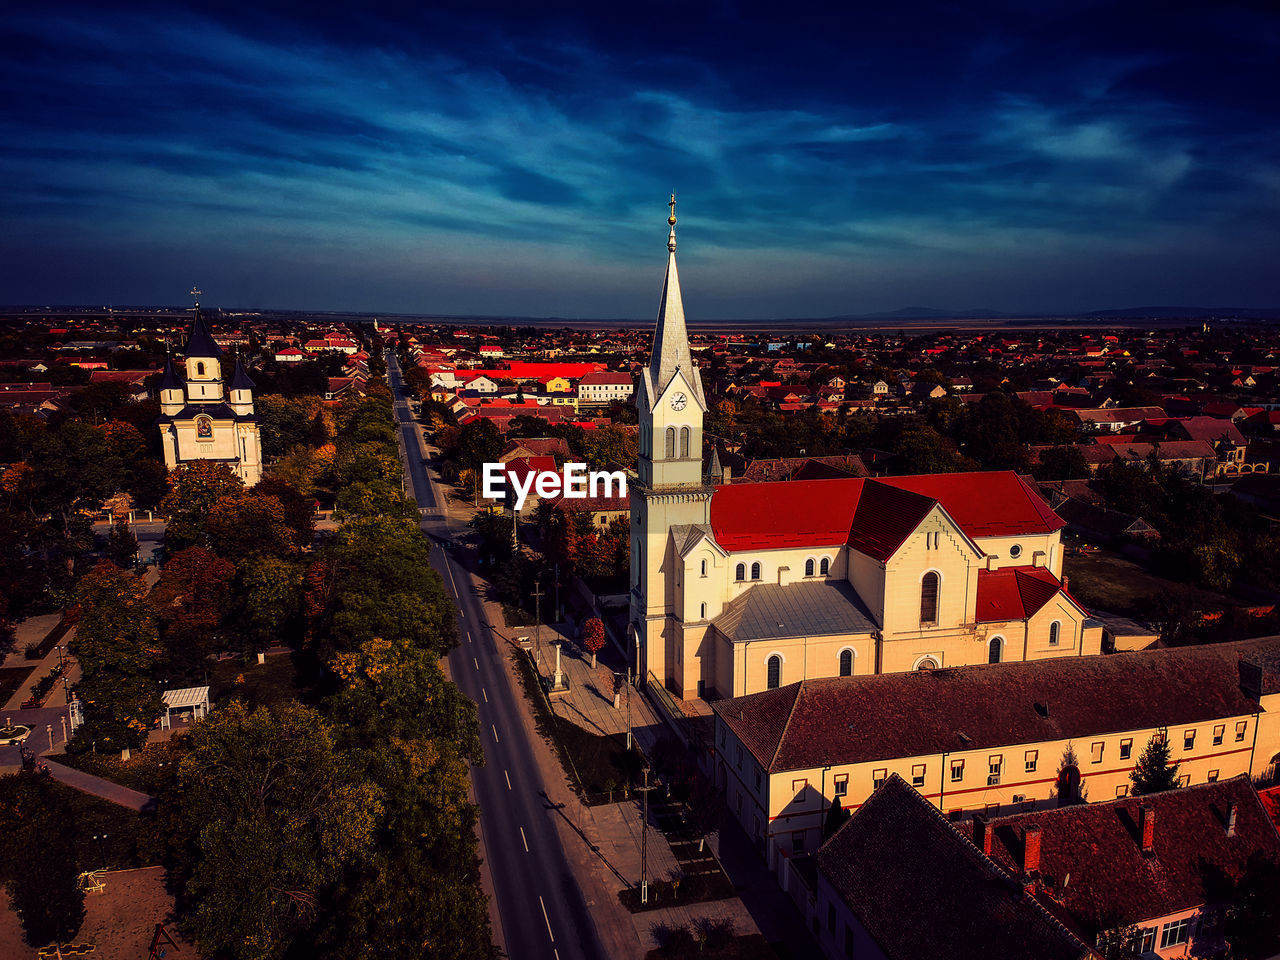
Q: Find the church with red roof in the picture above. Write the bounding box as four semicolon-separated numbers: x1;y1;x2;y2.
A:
629;201;1101;702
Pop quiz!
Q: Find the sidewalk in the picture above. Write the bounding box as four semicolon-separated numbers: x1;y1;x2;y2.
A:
479;586;768;956
1;612;62;669
2;626;77;711
42;758;155;812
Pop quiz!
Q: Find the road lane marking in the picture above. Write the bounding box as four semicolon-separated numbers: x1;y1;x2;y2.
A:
520;826;529;852
473;658;479;670
445;558;460;596
539;895;555;942
482;688;488;703
466;631;472;643
504;769;512;790
491;723;499;743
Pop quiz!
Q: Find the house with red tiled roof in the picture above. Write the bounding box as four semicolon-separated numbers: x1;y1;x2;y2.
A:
809;775;1093;960
981;776;1280;957
628;203;1108;704
711;637;1280;877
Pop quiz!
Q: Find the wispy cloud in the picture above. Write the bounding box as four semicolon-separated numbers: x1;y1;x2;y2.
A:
0;5;1276;315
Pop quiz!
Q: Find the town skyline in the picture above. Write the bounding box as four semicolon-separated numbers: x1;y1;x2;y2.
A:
4;2;1279;317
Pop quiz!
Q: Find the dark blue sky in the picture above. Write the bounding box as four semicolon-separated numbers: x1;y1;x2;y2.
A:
2;1;1278;318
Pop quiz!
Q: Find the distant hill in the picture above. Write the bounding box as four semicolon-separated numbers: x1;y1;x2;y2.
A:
821;305;1280;322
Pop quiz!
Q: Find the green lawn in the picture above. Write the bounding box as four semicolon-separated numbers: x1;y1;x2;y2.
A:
1064;547;1234;619
208;652;316;711
59;738;182;796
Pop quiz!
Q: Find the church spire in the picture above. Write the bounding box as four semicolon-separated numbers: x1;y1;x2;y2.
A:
185;295;222;359
648;194;701;405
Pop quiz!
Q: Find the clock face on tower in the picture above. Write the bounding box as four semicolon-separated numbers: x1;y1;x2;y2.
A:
670;392;687;411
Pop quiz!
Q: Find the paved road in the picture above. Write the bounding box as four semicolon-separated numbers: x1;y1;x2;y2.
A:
387;354;607;960
385;356;443;519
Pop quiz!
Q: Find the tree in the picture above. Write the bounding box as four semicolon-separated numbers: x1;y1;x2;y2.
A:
1033;445;1091;482
329;636;481;759
161;461;244;549
1093;924;1144;960
0;771;86;947
1130;734;1180;795
235;557;305;651
165;701;380;960
316;638;492;960
319;517;456;658
204;491;297;561
684;775;724;854
149;546;235;670
822;796;852;841
30;420;123;576
71;561;162;751
105;515;139;567
1223;853;1280;959
583;617;605;669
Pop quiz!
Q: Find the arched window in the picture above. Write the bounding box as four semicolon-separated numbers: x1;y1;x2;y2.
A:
700;559;707;577
805;558;815;577
700;602;706;619
988;637;1002;664
767;655;782;689
920;572;940;624
915;657;938;671
820;557;830;575
196;362;205;376
1048;621;1060;646
839;649;853;677
679;426;690;459
751;562;761;581
665;427;676;459
735;563;745;581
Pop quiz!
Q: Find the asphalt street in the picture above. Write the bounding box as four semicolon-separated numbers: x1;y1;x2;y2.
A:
388;354;607;960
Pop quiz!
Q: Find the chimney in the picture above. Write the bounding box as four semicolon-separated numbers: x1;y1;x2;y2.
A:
1140;805;1155;855
973;815;993;856
1226;802;1238;838
1023;824;1042;876
1062;575;1070;592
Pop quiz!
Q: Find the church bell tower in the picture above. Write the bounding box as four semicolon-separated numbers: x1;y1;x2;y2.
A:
630;197;712;689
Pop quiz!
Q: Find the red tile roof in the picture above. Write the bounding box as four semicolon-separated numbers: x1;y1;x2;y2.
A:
713;637;1280;775
710;478;864;552
816;776;1092;960
708;471;1063;554
975;566;1078;623
846;480;937;561
986;776;1280;933
884;472;1065;538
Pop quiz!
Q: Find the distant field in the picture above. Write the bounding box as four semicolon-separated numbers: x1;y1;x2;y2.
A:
1063;548;1234;619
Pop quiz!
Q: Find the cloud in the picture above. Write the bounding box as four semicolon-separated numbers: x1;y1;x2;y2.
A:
0;5;1276;315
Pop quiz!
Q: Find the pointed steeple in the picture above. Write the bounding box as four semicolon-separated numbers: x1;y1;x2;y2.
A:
647;195;704;408
229;355;255;391
185;301;221;359
158;354;183;390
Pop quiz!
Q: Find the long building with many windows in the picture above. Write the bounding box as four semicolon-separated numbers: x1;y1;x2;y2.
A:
711;636;1280;873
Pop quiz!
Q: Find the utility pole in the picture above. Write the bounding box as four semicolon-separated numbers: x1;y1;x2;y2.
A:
638;766;653;904
531;581;544;659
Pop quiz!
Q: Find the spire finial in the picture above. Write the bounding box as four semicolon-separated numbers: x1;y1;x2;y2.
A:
667;193;677;252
